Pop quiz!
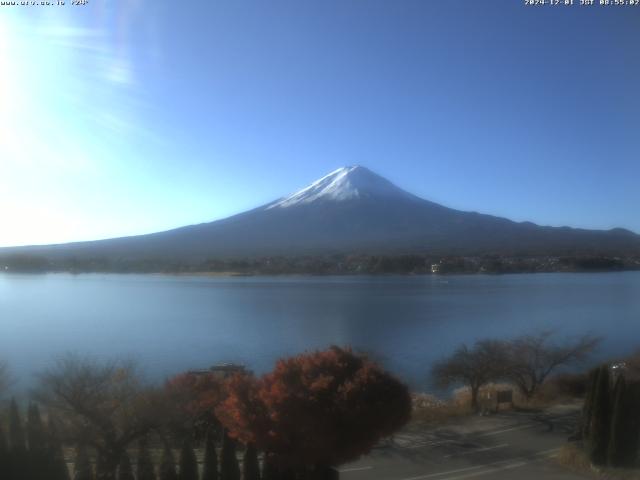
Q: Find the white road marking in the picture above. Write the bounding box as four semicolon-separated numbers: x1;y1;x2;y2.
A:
443;443;509;458
438;453;558;479
397;424;533;449
338;466;374;473
398;448;559;480
477;424;537;436
404;440;457;450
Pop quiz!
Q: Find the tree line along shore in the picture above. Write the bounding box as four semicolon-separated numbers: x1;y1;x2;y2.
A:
1;253;639;275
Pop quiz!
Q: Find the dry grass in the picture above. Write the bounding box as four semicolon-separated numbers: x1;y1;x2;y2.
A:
556;443;594;475
453;383;529;411
411;384;532;426
534;373;588;404
410;393;469;425
411;377;587;426
557;444;640;479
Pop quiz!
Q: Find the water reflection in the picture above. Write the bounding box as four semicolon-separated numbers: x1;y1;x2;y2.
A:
0;272;638;391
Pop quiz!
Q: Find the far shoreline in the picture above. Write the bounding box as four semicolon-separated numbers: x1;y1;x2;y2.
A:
2;268;640;278
2;252;639;276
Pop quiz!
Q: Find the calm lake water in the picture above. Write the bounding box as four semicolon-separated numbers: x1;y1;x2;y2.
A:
1;272;639;391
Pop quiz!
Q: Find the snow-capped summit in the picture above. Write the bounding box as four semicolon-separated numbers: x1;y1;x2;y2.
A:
267;165;414;209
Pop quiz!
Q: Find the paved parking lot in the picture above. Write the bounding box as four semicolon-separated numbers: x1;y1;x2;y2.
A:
339;405;589;480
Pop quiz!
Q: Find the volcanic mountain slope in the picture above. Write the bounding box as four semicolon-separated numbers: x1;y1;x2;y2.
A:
4;166;640;260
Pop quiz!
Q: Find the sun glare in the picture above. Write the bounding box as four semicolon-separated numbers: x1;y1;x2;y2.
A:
0;16;25;156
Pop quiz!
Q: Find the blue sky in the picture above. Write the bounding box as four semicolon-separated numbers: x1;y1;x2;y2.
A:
1;1;639;247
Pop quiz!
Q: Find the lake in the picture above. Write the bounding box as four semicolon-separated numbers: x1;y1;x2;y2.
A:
1;272;639;392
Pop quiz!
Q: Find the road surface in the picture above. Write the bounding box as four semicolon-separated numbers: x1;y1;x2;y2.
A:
339;404;588;480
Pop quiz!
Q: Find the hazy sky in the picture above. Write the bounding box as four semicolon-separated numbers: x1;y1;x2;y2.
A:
1;1;639;247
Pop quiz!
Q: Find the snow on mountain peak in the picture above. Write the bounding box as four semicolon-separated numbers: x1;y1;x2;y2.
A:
267;165;413;209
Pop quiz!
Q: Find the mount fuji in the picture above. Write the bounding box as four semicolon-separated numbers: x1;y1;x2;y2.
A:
4;166;640;262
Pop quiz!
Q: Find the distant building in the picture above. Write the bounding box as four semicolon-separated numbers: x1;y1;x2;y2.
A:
431;263;440;274
188;363;248;379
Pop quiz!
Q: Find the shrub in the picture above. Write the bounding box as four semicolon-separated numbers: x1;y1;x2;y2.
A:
217;346;411;472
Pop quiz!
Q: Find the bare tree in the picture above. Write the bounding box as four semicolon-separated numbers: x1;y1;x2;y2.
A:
432;340;509;412
35;355;165;480
505;331;600;400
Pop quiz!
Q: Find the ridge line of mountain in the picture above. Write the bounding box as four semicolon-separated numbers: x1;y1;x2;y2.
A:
1;166;639;269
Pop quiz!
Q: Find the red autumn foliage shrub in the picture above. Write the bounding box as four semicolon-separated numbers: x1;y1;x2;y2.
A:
215;372;268;444
217;346;412;469
165;371;225;433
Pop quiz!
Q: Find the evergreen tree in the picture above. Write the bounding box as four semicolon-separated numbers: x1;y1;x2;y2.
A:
137;437;157;480
74;445;94;480
202;429;218;480
47;417;70;480
280;468;295;480
117;453;135;480
159;444;178;480
8;398;28;480
242;443;260;480
588;365;611;466
0;422;9;480
178;439;198;480
608;376;640;467
261;456;278;480
27;403;48;480
259;457;294;480
8;398;25;452
581;368;599;439
27;403;46;454
311;465;339;480
219;431;240;480
623;381;640;466
0;422;7;452
95;452;108;480
607;374;626;466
